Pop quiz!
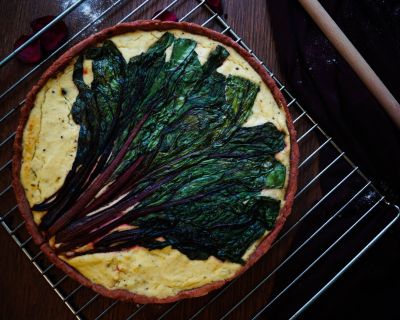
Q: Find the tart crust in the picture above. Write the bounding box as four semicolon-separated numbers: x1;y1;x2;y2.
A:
12;20;299;304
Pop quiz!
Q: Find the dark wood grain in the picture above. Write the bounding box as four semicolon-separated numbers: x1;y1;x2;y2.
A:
0;1;319;319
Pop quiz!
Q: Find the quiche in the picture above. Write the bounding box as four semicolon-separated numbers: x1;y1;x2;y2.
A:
12;21;298;303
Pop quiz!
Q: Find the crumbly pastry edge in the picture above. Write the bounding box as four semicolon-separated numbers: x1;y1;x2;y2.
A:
12;20;299;304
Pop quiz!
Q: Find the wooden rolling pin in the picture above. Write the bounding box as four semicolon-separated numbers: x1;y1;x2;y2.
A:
298;0;400;129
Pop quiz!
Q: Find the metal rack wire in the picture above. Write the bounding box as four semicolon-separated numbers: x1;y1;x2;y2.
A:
0;0;398;319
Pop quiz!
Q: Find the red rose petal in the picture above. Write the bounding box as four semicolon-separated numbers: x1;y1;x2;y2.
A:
153;10;178;22
206;0;223;14
30;15;68;53
14;35;42;64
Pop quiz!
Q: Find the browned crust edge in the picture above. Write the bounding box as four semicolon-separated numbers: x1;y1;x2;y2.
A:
12;20;299;304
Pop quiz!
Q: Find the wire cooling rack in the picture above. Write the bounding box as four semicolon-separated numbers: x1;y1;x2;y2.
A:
0;0;399;319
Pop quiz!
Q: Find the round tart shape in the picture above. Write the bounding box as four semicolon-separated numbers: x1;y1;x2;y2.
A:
13;21;299;304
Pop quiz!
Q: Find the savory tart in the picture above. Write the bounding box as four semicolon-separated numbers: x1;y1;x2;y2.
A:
13;21;298;303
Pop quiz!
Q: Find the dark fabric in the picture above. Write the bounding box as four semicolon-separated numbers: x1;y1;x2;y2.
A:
300;221;400;320
267;1;400;318
267;0;400;202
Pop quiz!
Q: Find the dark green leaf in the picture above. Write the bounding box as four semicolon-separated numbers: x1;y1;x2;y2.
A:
35;32;288;263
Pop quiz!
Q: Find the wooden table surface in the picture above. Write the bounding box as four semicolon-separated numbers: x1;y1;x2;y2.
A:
4;1;391;320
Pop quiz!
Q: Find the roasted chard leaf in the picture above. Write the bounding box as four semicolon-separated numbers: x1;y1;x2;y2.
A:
34;32;288;264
